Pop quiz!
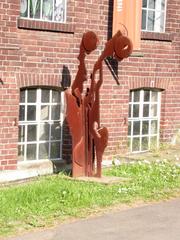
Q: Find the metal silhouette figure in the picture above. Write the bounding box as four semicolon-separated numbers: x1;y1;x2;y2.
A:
65;31;133;177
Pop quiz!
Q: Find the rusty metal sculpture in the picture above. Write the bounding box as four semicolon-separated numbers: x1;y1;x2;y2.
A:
65;31;133;177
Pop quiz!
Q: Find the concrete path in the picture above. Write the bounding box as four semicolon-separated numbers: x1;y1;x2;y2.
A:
5;198;180;240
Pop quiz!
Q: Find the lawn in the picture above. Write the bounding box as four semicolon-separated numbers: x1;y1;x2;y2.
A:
0;160;180;237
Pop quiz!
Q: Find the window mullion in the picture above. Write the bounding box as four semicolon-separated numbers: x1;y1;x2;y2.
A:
49;90;52;159
36;89;41;161
157;91;161;148
40;0;43;19
24;89;28;161
52;0;55;21
60;92;64;159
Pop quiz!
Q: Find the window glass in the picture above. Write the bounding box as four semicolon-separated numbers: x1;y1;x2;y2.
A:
20;91;25;103
27;106;36;121
39;143;49;159
143;104;149;117
143;0;147;8
128;89;161;153
142;137;148;151
134;91;140;102
144;90;150;102
51;142;60;159
20;0;66;23
152;91;158;102
27;125;37;142
142;121;149;135
142;10;147;30
41;105;49;120
51;105;60;120
42;89;50;103
18;145;24;161
133;121;140;135
18;88;62;161
19;106;25;121
39;124;50;141
132;137;140;152
27;144;37;160
149;0;155;9
28;89;36;103
133;104;140;118
147;10;155;31
141;0;166;33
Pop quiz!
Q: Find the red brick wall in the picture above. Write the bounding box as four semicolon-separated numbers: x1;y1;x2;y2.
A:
0;0;180;169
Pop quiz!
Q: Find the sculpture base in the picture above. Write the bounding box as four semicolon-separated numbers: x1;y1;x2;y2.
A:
74;175;130;185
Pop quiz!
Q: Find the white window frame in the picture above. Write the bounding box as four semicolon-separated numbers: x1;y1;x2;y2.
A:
128;89;161;153
142;0;167;32
18;88;64;162
20;0;67;23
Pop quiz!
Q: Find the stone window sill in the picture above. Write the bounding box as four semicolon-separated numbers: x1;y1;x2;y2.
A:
17;18;75;34
141;31;173;42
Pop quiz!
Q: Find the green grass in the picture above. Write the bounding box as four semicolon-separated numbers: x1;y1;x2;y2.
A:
0;160;180;237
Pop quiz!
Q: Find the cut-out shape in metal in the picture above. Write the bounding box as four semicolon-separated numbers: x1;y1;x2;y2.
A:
65;31;133;177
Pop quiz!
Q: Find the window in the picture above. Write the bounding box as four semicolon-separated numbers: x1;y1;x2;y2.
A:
141;0;166;32
128;89;161;153
18;88;64;161
20;0;67;23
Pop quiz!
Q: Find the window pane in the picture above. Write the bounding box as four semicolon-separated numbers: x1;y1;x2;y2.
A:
18;145;24;161
18;125;25;142
27;125;37;142
143;0;147;8
151;120;158;134
128;105;131;118
20;91;25;103
152;91;158;102
39;143;49;159
51;142;60;159
151;104;157;116
43;0;53;21
147;10;155;31
39;123;50;141
133;121;140;135
143;104;149;117
19;105;25;121
51;123;61;140
27;144;36;160
20;0;28;17
27;89;36;103
128;121;131;135
27;106;36;121
41;105;49;120
142;137;148;151
144;90;150;102
133;104;139;117
161;0;165;10
142;121;149;135
54;0;65;22
150;136;157;149
160;12;164;32
149;0;155;9
134;91;140;102
30;0;41;18
142;10;147;30
52;90;60;103
51;105;60;120
129;92;132;102
132;138;140;152
41;89;50;103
